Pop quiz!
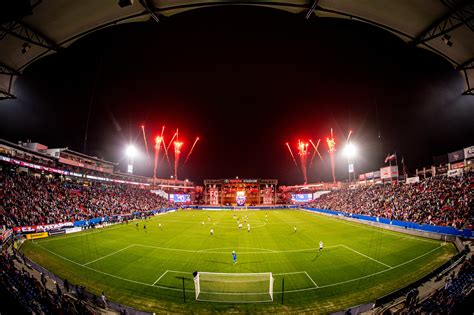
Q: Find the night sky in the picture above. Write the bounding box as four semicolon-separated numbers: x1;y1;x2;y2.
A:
1;6;473;185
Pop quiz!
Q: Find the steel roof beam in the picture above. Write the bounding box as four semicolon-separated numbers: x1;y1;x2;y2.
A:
139;0;161;23
462;88;474;95
305;0;320;20
0;90;16;100
0;62;20;75
457;57;474;70
0;20;60;50
412;1;474;45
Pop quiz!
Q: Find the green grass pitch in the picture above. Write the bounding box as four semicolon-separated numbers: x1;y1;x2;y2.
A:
22;209;456;313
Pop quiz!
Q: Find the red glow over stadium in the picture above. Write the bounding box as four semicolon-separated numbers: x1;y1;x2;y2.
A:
173;141;183;179
155;136;163;145
184;137;200;165
174;141;183;153
326;128;336;183
285;142;298;168
297;140;309;184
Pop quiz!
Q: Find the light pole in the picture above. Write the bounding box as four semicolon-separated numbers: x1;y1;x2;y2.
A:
125;145;137;174
343;143;357;182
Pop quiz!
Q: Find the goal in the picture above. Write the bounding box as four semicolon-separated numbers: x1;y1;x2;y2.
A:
193;272;274;303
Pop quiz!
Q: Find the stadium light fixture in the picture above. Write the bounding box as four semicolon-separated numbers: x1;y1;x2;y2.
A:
125;145;137;174
343;143;357;158
125;145;137;158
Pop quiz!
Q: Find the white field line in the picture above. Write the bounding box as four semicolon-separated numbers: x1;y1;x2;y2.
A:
199;291;274;295
198;247;277;253
133;243;341;254
83;244;135;266
283;245;445;293
38;211;176;244
273;271;307;276
196;298;272;303
304;271;318;288
35;243;187;292
34;242;445;294
303;210;439;245
167;270;192;274
156;220;206;223
152;270;169;286
38;224;124;243
199;272;272;276
340;245;393;269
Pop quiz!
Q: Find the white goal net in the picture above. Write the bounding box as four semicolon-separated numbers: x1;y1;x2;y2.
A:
194;272;274;303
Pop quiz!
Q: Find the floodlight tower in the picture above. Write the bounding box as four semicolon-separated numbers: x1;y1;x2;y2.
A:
343;143;357;182
126;145;137;174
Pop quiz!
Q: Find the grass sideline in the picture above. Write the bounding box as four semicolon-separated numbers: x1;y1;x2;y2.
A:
22;209;457;313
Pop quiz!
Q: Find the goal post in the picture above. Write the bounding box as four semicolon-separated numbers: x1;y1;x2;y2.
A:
193;272;274;303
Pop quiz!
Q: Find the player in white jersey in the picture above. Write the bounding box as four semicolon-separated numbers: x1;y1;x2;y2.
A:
210;228;214;235
319;241;323;253
247;224;250;232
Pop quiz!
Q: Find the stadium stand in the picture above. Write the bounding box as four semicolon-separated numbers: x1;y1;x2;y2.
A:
0;168;172;229
416;256;473;314
309;172;473;229
0;249;102;314
0;155;472;314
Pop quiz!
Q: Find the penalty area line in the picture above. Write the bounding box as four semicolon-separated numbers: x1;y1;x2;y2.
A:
340;245;393;269
304;271;318;288
152;270;169;286
34;243;191;292
32;242;446;295
83;244;135;266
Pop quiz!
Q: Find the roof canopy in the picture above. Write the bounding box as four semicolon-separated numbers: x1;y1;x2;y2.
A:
1;0;473;99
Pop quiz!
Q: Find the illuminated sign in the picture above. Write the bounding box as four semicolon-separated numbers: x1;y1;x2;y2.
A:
169;194;191;203
291;194;313;203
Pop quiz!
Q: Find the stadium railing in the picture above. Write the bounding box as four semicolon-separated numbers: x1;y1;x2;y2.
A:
374;246;469;307
303;207;472;238
13;208;177;235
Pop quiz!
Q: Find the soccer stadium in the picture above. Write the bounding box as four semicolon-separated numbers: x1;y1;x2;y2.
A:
1;1;473;315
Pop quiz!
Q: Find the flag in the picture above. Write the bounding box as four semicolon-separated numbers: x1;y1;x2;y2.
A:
384;153;396;163
402;156;408;176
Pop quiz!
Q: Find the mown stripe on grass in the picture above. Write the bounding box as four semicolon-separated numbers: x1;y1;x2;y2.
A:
33;241;446;294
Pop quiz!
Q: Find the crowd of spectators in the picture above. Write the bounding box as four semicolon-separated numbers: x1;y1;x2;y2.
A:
416;256;473;314
0;250;97;314
309;173;473;229
1;168;173;228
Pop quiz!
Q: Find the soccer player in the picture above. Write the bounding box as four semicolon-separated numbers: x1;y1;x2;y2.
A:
294;226;297;233
135;222;139;229
232;251;237;264
143;224;147;230
319;241;323;253
238;223;243;229
247;224;250;232
210;228;214;235
202;221;205;225
158;223;162;229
